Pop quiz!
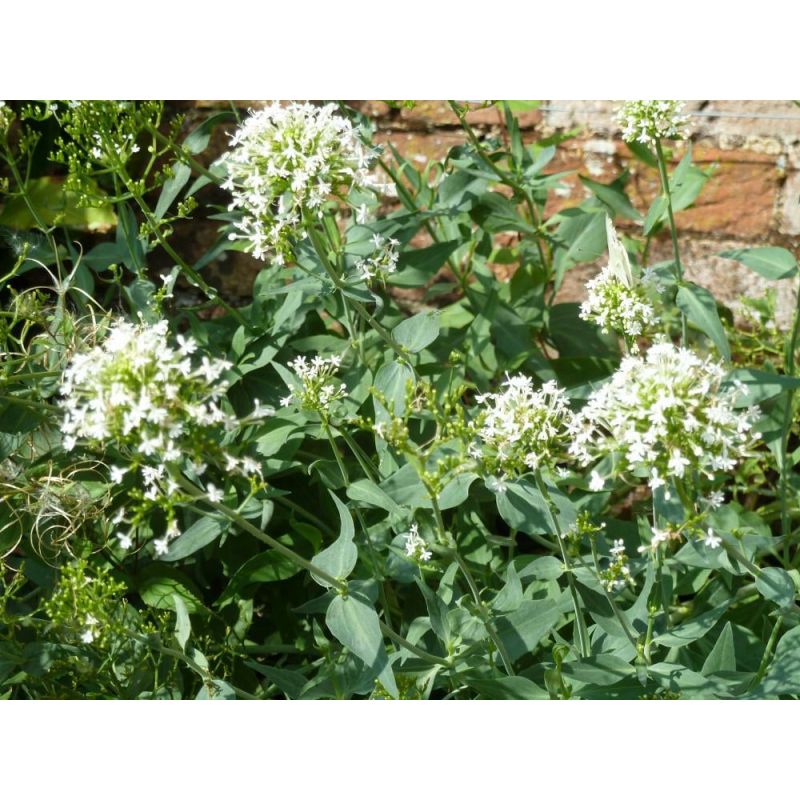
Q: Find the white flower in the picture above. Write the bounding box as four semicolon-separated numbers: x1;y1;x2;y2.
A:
206;482;224;503
282;353;347;413
705;490;725;509
474;375;573;477
486;475;508;494
637;527;672;554
353;236;400;283
116;531;133;550
703;528;722;549
404;523;432;562
80;628;95;644
568;341;761;486
153;537;169;556
221;102;375;262
589;470;605;492
616;100;691;145
580;217;656;345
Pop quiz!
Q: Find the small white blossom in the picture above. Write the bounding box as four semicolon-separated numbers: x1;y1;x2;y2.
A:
116;531;133;550
616;100;691;145
703;528;722;549
569;341;761;486
353;236;400;283
221;102;376;263
589;470;605;492
474;375;573;477
282;354;347;413
580;217;656;346
206;482;224;503
404;523;432;562
153;537;169;556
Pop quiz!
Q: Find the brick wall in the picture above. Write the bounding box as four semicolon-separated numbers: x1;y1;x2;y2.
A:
185;100;800;324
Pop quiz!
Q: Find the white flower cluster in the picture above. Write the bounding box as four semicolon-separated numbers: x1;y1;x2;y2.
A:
281;354;347;414
580;217;657;347
404;523;432;562
568;341;761;490
0;101;13;134
59;318;267;555
601;539;634;592
616;100;691;145
60;319;235;458
474;375;574;476
222;102;375;263
354;233;399;282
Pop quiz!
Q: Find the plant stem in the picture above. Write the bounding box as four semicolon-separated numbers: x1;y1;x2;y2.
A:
533;472;591;658
654;139;687;344
782;278;800;566
114;161;249;327
176;475;450;668
447;101;550;276
748;617;783;692
428;492;515;675
588;540;640;655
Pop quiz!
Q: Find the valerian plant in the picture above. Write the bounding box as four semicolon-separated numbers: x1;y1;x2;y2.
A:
1;98;800;700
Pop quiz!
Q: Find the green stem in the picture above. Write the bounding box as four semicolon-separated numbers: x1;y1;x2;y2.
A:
114;160;249;327
447;101;550;276
782;279;800;566
749;617;783;692
533;472;591;658
429;491;515;675
176;475;449;668
654;139;687;344
272;495;335;537
305;217;417;374
588;540;640;655
147;124;223;184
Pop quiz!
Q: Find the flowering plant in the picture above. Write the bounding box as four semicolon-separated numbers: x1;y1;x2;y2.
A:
1;98;798;701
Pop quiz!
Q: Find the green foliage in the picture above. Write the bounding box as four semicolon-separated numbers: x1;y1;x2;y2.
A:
1;98;798;700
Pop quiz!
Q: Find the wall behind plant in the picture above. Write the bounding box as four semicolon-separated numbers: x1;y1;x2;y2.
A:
182;100;800;325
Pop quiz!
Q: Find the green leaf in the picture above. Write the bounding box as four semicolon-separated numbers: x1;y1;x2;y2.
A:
466;675;549;699
217;550;302;606
755;567;796;608
653;600;732;648
724;368;800;407
172;595;191;651
183;111;236;155
325;592;397;697
438;472;478;510
579;173;642;221
310;492;357;588
556;210;608;266
137;566;206;613
392;312;440;353
415;577;451;645
0;177;116;232
518;556;563;581
246;661;308;699
496;480;550;535
470;192;538;235
676;282;731;361
493;562;523;613
561;654;635;686
750;626;800;698
346;480;402;516
494;599;560;662
701;621;736;676
160;516;228;562
154;163;191;220
390;240;460;287
720;247;798;280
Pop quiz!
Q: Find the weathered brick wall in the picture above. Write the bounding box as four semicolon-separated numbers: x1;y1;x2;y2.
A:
185;100;800;324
